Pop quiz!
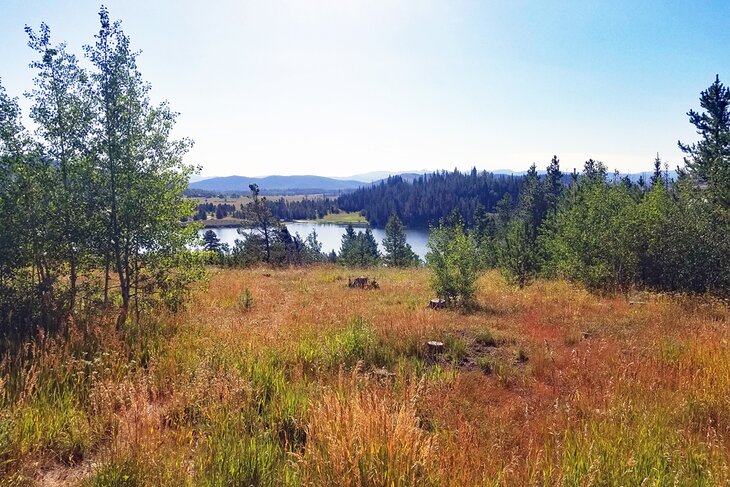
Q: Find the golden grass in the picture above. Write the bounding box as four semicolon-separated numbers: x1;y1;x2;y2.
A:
297;210;368;224
1;266;729;485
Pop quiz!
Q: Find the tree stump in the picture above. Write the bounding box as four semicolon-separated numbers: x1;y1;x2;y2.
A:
426;341;444;354
372;368;396;381
429;298;446;309
349;276;368;288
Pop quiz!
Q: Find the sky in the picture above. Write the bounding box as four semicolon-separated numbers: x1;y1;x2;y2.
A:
1;0;729;178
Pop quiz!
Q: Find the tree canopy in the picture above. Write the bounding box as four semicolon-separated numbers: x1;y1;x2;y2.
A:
0;8;205;338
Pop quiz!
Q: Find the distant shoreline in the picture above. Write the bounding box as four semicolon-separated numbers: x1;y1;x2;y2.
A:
190;219;372;230
190;210;371;229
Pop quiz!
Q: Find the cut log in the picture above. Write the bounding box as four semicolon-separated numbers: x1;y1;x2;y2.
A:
426;341;445;354
429;298;446;309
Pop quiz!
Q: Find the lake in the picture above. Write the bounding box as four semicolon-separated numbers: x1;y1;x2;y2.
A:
199;222;430;259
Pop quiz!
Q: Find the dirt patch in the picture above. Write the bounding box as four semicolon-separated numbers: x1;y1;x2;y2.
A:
36;459;97;487
423;328;525;373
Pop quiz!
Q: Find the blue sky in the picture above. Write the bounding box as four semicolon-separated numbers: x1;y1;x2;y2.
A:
1;0;728;177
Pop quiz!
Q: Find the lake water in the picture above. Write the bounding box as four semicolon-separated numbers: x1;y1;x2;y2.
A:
199;222;430;259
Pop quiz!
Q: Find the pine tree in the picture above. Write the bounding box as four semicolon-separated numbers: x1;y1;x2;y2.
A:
338;224;358;265
650;153;663;187
339;225;380;267
359;228;380;267
382;214;418;267
203;230;221;253
500;164;545;285
543;155;563;211
678;75;730;210
304;229;325;263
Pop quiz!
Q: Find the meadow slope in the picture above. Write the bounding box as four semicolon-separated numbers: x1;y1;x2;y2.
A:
2;266;729;486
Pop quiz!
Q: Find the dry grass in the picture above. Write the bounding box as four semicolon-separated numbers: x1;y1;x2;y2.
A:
1;266;729;485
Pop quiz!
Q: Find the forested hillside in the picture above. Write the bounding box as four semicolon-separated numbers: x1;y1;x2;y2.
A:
337;170;522;227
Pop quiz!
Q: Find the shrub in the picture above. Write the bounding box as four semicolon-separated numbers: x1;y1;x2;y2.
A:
426;221;479;306
474;329;498;347
239;288;255;311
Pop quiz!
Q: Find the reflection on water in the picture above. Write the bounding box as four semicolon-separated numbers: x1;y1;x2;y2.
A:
199;222;430;259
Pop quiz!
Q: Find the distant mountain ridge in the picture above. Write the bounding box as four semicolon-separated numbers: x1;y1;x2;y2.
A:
188;168;678;193
188;175;365;192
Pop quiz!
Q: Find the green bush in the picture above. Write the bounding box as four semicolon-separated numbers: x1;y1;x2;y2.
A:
426;220;480;306
239;288;254;311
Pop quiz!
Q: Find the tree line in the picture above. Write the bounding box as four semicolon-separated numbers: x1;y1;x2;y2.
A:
267;197;339;221
337;170;523;228
191;197;339;222
0;9;203;340
427;77;730;304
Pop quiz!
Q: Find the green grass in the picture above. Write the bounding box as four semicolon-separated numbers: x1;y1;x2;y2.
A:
296;317;392;371
557;405;721;486
302;210;368;225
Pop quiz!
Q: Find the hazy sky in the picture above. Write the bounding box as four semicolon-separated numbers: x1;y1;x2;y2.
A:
1;1;729;177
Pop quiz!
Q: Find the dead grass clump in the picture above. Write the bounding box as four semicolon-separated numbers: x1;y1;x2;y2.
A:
300;370;436;486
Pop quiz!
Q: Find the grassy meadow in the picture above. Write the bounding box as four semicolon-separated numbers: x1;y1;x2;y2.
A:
2;266;729;486
189;194;320;207
298;210;369;225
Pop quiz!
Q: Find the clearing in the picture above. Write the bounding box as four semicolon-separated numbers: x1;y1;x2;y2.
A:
4;266;730;486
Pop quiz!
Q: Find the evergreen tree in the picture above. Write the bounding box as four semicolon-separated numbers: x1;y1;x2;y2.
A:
501;219;536;287
304;229;325;263
338;224;358;265
382;214;419;267
339;225;380;267
358;228;380;267
472;203;498;269
337;170;522;228
675;76;730;290
678;75;730;209
650;153;663;187
499;164;545;285
202;230;221;253
543;155;563;211
495;193;513;233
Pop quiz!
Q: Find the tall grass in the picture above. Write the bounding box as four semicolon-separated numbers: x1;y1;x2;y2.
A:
300;369;436;486
1;266;729;485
